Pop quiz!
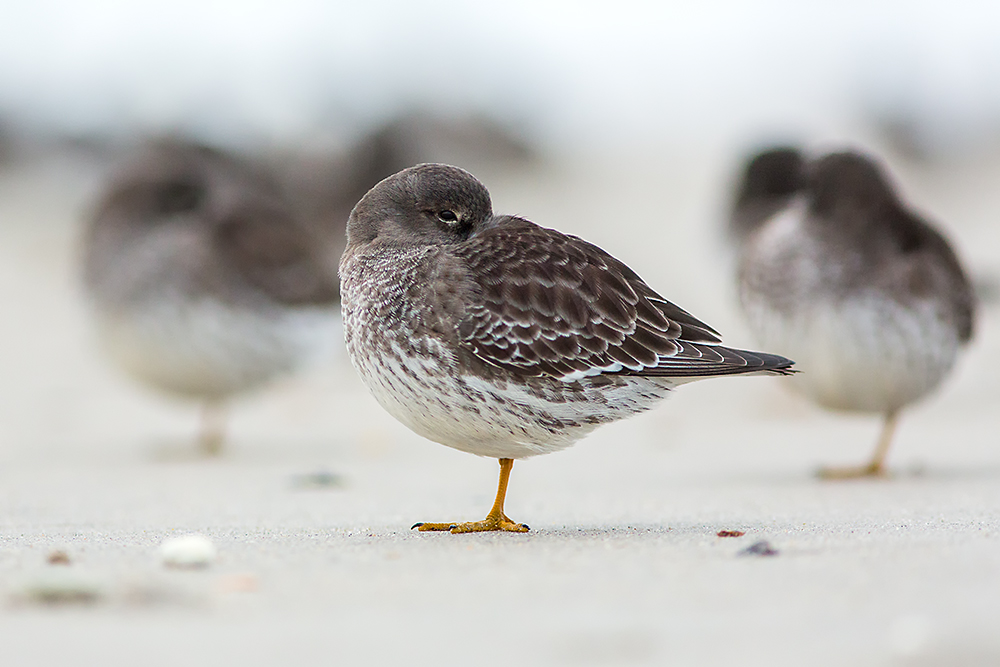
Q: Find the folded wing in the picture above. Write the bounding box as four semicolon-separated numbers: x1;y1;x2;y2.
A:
455;217;793;381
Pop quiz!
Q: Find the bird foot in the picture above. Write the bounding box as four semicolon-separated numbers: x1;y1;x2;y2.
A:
817;462;886;480
412;512;529;533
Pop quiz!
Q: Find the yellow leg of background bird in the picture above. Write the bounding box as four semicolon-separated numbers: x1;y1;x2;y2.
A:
199;400;227;456
818;410;899;480
413;458;530;533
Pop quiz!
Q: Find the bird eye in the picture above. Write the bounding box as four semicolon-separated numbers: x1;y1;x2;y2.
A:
437;210;459;225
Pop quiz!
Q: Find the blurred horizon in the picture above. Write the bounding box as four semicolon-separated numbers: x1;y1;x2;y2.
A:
2;1;1000;159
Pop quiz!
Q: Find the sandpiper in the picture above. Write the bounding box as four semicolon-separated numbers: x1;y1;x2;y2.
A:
275;112;536;298
732;148;976;478
82;139;339;454
340;163;794;532
729;147;804;244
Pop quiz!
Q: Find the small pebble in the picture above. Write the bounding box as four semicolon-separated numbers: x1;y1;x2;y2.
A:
217;573;258;593
716;530;745;538
18;572;102;606
290;471;343;489
160;534;217;569
47;550;71;565
738;540;779;557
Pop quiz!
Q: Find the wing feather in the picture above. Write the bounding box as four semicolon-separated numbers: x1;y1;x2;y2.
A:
453;217;793;380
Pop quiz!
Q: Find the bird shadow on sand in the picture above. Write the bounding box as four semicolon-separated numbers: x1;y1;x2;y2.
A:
142;437;345;465
420;523;740;542
403;523;672;541
404;522;789;547
524;524;674;539
694;461;1000;487
143;438;224;462
886;462;1000;482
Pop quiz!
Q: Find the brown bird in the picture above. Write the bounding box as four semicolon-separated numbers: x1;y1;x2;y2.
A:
733;148;976;478
82;139;339;454
276;112;536;299
340;163;794;532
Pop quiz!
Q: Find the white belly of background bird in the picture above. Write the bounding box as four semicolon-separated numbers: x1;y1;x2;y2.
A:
740;203;962;414
95;294;337;399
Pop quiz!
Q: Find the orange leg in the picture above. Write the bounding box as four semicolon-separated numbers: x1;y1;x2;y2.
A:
199;400;227;456
819;411;899;479
413;458;530;533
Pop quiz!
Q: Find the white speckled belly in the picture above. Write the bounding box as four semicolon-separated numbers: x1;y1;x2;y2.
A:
341;248;674;459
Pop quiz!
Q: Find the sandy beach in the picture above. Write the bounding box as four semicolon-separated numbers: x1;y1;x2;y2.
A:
1;145;998;666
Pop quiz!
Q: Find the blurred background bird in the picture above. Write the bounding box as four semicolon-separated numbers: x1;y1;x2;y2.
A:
272;112;536;294
730;147;976;477
81;139;340;454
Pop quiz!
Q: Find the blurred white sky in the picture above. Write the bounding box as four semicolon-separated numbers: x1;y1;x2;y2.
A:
1;0;999;151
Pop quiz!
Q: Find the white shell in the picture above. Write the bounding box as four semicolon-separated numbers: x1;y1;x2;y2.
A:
160;534;217;569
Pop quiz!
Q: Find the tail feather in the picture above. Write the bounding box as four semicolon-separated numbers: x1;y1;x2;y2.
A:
630;342;795;378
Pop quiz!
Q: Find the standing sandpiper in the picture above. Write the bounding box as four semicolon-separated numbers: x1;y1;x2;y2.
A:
340;163;794;532
733;148;976;478
82;140;339;454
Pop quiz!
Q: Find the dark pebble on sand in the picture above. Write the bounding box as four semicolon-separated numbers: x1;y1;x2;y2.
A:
738;540;779;557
